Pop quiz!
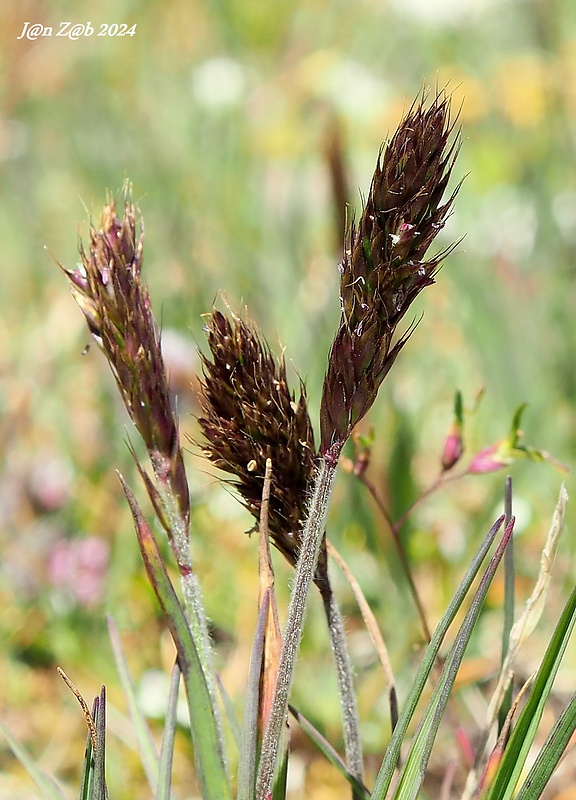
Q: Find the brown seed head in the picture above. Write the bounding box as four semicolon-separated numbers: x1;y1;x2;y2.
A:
198;310;328;580
63;191;189;523
320;90;460;458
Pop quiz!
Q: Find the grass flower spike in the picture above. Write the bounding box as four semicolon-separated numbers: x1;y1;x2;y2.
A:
198;309;324;579
36;80;575;800
199;309;364;782
258;89;461;798
63;192;189;524
321;90;460;459
62;189;227;772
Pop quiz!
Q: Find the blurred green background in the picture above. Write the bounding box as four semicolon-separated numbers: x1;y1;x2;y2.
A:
2;0;576;797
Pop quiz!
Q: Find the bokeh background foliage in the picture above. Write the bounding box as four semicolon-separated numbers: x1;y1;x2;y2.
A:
2;0;576;797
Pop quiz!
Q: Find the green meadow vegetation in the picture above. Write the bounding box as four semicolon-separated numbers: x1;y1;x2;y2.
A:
2;0;576;797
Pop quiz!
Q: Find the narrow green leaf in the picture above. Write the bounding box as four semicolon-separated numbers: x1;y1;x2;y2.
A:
499;477;514;733
156;663;180;800
485;583;576;800
127;441;170;534
120;476;232;800
93;688;108;800
217;674;242;751
467;484;569;797
237;589;270;800
371;514;506;799
0;718;67;800
271;722;289;800
509;404;528;446
107;615;161;793
289;706;371;800
391;517;514;800
515;691;576;800
78;718;94;800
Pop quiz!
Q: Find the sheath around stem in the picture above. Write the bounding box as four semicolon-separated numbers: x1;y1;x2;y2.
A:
256;458;338;799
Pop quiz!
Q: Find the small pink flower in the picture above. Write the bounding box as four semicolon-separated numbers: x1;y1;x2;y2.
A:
49;537;109;607
468;442;511;474
441;422;464;471
27;452;73;512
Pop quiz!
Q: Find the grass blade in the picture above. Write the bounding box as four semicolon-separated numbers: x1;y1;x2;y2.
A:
217;675;242;751
78;716;94;800
371;513;506;799
390;517;514;800
120;475;232;800
499;477;514;732
514;691;576;800
289;705;371;800
328;540;398;732
484;583;576;800
92;688;108;800
0;718;67;800
237;590;270;800
464;484;569;799
271;723;290;800
156;662;180;800
107;615;161;793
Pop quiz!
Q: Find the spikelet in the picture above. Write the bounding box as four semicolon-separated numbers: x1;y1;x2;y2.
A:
320;90;460;460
